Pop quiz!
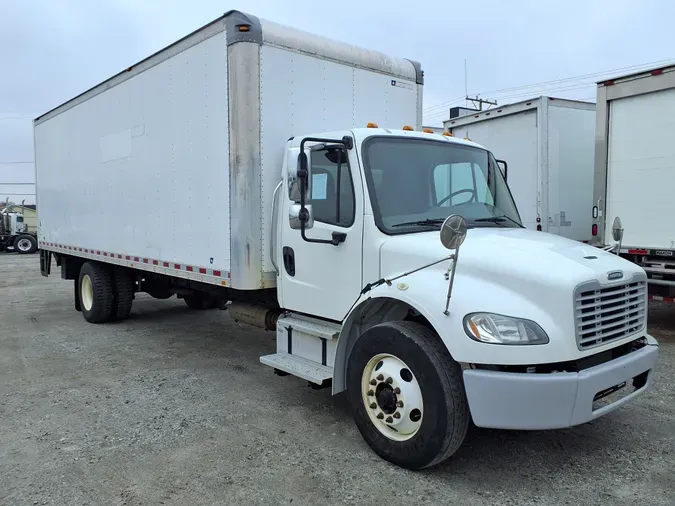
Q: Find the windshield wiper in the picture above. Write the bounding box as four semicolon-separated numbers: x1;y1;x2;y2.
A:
392;218;446;228
474;215;524;228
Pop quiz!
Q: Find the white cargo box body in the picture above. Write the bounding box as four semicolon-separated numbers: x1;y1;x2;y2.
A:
444;97;595;242
34;11;423;290
593;65;675;250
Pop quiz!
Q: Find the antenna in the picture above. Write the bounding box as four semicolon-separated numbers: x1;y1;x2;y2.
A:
464;58;468;108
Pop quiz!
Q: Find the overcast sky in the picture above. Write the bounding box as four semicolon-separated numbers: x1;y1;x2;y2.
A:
1;0;673;204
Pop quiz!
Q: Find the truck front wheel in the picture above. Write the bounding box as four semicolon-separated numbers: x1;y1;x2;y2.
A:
78;262;114;323
15;234;38;254
346;321;469;470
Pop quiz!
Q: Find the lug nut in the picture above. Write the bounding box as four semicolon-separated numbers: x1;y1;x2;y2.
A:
397;400;404;408
377;413;384;419
376;374;384;381
367;390;374;396
369;402;377;409
385;377;393;384
394;387;401;394
393;412;401;419
370;379;377;386
385;416;393;423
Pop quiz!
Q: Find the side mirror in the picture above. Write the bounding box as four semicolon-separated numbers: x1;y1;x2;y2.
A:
288;150;310;202
496;159;508;181
611;216;623;242
289;203;314;230
440;214;468;250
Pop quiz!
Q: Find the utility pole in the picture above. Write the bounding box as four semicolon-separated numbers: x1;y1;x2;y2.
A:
465;95;498;111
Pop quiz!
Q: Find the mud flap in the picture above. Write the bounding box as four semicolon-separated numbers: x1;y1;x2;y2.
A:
40;249;52;277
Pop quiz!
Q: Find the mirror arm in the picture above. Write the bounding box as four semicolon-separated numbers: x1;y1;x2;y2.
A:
297;136;353;246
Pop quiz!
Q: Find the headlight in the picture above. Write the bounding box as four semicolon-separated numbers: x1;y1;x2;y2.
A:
463;313;549;345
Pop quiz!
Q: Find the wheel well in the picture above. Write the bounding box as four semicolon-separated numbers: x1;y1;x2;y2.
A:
332;297;436;394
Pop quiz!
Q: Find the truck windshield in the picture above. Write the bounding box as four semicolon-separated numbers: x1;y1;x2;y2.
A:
361;137;522;233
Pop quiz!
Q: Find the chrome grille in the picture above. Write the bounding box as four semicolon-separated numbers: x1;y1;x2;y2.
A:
574;280;647;350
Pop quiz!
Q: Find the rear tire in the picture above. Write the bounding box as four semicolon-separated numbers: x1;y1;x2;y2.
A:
111;269;134;321
15;234;37;254
78;262;114;323
346;321;469;470
184;294;211;310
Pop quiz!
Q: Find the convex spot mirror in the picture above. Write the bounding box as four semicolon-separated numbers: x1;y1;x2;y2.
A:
440;214;468;250
612;216;624;242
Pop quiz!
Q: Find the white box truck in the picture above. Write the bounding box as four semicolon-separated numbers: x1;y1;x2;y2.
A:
444;97;596;242
35;10;659;470
592;64;675;303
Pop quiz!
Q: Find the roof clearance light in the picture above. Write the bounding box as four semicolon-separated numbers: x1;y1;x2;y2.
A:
402;125;414;131
423;128;434;133
442;131;453;137
366;122;378;128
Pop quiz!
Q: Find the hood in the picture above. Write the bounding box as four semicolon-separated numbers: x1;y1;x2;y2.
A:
379;227;645;288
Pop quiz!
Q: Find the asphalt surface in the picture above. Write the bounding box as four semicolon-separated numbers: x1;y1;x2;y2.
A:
1;253;673;506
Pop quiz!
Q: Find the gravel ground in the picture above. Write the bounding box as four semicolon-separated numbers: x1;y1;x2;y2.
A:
1;253;673;506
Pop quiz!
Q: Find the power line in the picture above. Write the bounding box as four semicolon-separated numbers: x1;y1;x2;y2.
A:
423;57;675;114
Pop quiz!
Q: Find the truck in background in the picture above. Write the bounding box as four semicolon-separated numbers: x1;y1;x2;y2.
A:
444;96;596;242
592;64;675;303
0;199;38;254
35;11;659;470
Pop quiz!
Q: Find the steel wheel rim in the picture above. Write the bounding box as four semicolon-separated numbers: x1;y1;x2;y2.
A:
17;238;32;251
361;353;423;441
81;274;94;311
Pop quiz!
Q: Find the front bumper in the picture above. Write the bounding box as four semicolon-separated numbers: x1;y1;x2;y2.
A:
463;335;660;430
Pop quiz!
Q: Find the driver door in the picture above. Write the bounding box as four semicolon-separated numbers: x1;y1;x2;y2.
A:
277;141;364;322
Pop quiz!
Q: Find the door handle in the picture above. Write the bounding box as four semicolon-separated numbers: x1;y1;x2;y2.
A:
283;246;295;277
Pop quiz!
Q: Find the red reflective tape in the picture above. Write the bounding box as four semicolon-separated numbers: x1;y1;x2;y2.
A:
118;254;122;259
199;268;207;274
143;258;148;264
153;260;158;266
628;249;648;255
125;256;131;260
163;262;169;267
134;257;139;262
650;295;675;303
174;264;181;269
104;252;108;256
186;266;193;272
96;251;101;255
213;270;221;277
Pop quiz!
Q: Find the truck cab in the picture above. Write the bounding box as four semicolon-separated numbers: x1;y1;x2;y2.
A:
0;208;38;254
262;126;659;468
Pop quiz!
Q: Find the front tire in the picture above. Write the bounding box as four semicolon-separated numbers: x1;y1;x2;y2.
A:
78;262;114;323
15;234;37;254
346;321;469;470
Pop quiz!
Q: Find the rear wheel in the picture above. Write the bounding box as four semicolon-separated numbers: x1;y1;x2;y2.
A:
346;321;469;470
78;262;114;323
111;269;134;321
15;234;37;254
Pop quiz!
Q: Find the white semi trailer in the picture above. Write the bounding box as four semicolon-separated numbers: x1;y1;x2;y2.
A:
592;64;675;303
35;11;659;470
444;96;596;242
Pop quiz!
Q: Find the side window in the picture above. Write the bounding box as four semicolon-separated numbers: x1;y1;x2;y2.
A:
310;148;355;227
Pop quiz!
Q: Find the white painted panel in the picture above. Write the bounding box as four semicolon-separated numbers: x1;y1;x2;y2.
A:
259;45;418;272
35;32;230;272
546;104;595;242
450;111;539;230
606;87;675;249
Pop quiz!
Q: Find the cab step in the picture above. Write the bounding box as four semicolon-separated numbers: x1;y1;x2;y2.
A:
260;353;333;384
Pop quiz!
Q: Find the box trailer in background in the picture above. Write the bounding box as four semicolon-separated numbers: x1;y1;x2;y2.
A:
34;10;659;470
592;64;675;302
444;97;596;242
